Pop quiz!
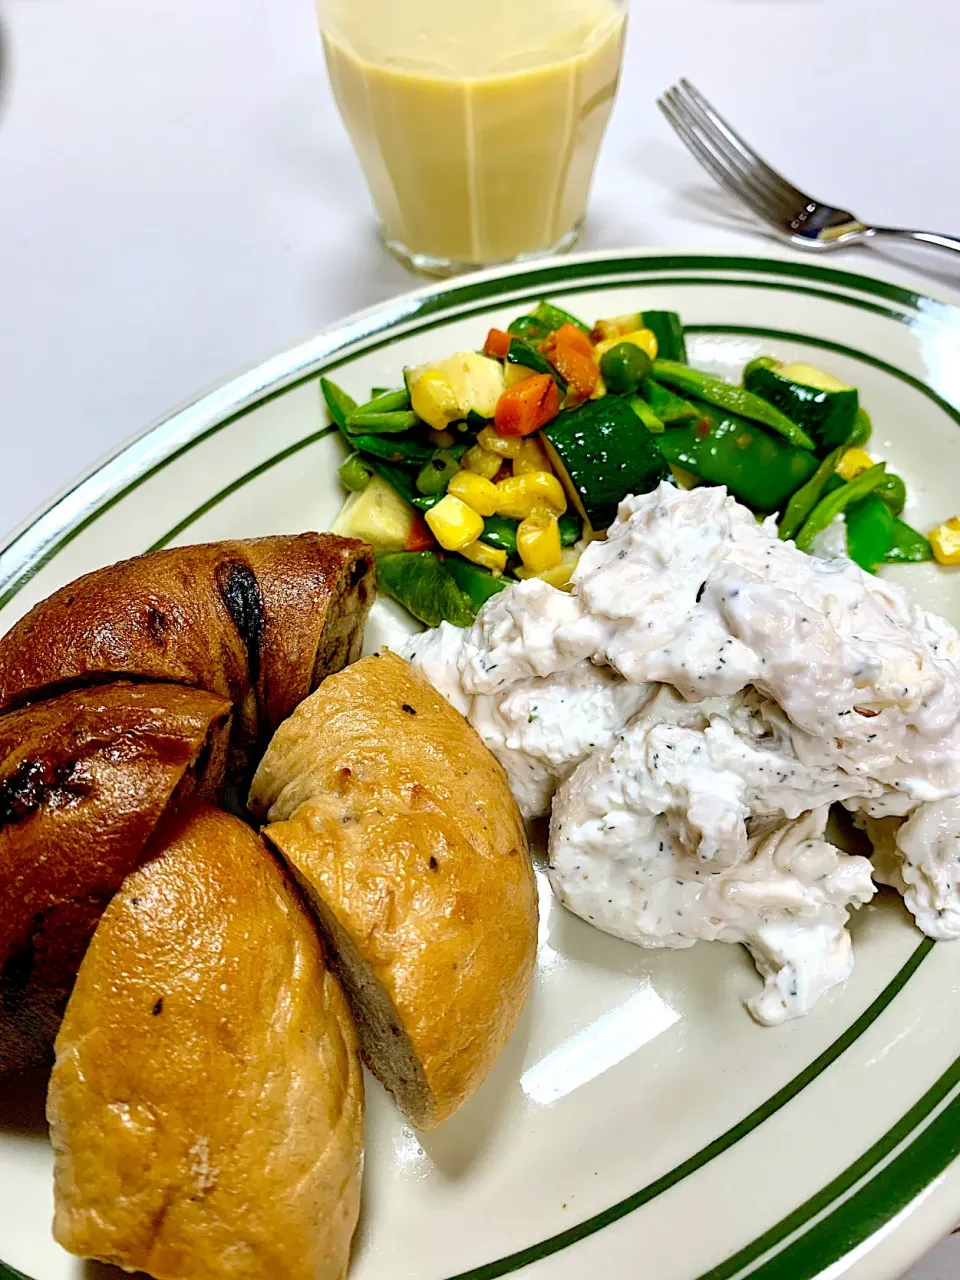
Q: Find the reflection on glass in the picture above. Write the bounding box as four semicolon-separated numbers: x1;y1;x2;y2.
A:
520;983;681;1106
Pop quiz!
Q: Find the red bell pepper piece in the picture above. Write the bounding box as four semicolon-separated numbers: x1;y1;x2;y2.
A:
483;328;512;360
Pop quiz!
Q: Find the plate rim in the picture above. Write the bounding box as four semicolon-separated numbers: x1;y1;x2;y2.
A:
3;249;960;1280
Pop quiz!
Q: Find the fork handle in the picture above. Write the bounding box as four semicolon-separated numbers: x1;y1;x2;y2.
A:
868;227;960;256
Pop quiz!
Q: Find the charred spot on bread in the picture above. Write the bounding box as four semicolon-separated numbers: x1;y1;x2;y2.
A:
0;758;93;827
215;560;265;680
145;607;168;646
152;998;164;1016
1;937;35;1017
401;704;417;716
349;558;371;589
428;856;439;872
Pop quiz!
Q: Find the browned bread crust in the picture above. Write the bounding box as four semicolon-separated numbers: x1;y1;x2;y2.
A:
0;533;375;1073
47;804;364;1280
0;534;374;770
250;651;538;1129
0;682;232;1074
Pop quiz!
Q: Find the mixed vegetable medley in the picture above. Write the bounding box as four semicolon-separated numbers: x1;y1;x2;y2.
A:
326;299;958;627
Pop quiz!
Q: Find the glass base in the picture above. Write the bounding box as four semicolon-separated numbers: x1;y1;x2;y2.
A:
379;217;585;279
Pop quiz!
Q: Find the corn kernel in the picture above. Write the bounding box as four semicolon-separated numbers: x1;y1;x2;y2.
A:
425;494;485;552
515;546;581;590
494;471;567;520
930;517;960;565
462;445;503;480
512;436;552;476
594;328;659;364
517;513;563;574
477;425;523;458
410;371;460;432
447;470;498;517
459;539;508;574
837;447;875;482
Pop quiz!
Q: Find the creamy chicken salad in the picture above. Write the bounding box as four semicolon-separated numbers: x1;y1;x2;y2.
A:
402;484;960;1024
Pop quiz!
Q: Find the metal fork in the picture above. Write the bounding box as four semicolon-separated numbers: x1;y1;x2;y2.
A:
658;79;960;257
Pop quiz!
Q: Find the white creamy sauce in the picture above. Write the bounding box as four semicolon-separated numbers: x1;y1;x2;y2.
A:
401;484;960;1024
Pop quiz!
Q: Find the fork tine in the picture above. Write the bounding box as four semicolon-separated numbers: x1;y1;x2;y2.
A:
665;87;799;223
658;96;789;233
678;79;809;206
660;91;791;226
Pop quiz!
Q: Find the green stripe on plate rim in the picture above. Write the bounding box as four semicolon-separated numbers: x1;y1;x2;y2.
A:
0;253;955;612
0;255;957;1280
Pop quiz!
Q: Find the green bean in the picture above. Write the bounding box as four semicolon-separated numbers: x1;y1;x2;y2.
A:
344;410;419;434
779;447;844;542
628;396;665;434
795;464;887;552
349;387;411;418
653;359;815;450
320;377;357;431
339;452;373;493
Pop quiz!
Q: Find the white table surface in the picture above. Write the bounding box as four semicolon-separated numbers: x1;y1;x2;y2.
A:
1;0;959;1275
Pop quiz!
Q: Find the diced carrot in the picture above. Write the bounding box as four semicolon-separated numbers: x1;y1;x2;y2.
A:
546;324;599;401
404;512;436;552
483;328;512;360
493;374;561;438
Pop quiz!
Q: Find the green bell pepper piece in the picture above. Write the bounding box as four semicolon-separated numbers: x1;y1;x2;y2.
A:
795;464;887;552
447;557;508;611
508;315;552;344
779;447;844;542
845;495;896;570
656;404;820;514
885;519;934;563
376;553;475;628
653;359;815;450
558;511;583;547
416;449;460;497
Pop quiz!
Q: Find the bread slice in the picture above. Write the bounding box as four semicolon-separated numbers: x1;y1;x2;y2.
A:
47;803;364;1280
249;651;538;1130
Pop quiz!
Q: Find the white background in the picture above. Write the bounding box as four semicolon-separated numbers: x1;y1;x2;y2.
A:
0;0;959;1274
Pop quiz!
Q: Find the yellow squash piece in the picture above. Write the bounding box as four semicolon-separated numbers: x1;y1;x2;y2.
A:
459;540;508;574
837;447;875;482
407;353;506;431
332;474;415;553
517;513;562;574
447;471;499;517
930;517;960;565
425;494;485;552
495;472;567;520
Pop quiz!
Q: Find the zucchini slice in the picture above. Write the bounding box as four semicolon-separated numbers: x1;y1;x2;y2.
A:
542;398;669;531
744;361;859;454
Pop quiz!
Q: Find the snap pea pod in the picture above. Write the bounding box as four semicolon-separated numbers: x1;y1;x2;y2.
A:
416;449;461;496
845;495;895;571
653;359;815;450
534;299;590;334
848;407;873;446
348;387;411;419
778;447;844;542
348;433;434;465
629;396;665;434
376;553;476;628
795;464;887;552
345;409;419;434
656;403;820;514
874;472;907;515
339;452;373;493
642;379;698;425
321;377;356;431
885;519;933;563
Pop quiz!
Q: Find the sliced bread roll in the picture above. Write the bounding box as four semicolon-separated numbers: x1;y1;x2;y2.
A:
47;803;364;1280
249;650;538;1130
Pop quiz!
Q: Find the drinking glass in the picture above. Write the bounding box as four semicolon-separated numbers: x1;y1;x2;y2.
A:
316;0;628;277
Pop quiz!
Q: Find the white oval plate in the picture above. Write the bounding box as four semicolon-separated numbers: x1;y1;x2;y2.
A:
3;252;960;1280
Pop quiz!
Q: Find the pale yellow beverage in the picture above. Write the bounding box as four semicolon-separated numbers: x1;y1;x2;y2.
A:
318;0;627;273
